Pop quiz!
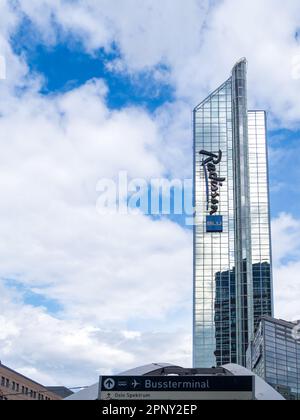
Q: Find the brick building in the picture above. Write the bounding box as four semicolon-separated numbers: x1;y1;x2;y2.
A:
0;361;62;401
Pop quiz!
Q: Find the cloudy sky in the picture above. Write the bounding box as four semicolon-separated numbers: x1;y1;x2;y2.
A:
0;0;300;388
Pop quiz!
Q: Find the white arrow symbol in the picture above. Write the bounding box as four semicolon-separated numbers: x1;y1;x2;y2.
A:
103;378;115;390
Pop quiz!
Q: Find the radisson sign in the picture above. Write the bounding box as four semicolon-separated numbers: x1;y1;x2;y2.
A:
199;150;226;233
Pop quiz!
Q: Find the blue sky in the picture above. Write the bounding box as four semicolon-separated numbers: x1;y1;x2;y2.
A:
13;33;300;222
269;129;300;217
11;26;300;221
10;16;300;218
1;0;300;387
12;19;174;111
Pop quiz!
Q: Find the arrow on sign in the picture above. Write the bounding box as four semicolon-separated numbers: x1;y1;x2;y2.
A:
103;378;115;390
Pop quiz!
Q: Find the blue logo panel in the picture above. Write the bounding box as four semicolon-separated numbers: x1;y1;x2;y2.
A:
206;215;223;233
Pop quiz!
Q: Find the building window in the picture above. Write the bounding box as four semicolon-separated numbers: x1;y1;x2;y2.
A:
5;379;9;388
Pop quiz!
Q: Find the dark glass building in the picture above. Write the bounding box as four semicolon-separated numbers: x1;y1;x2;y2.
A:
247;316;300;400
193;59;273;368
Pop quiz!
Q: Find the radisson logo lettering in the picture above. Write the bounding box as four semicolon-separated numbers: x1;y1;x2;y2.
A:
199;150;226;215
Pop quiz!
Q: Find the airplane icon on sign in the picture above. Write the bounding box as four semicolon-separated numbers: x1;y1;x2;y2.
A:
132;380;141;389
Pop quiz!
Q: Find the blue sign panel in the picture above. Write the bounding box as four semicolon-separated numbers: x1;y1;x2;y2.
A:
206;215;223;233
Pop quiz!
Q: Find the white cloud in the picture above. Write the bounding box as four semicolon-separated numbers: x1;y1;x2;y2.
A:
272;213;300;322
0;0;300;387
272;213;300;265
6;0;300;127
274;261;300;322
0;2;30;93
15;0;211;63
0;79;192;321
0;282;192;386
0;63;192;384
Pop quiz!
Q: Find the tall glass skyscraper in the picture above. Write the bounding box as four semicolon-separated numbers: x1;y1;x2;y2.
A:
193;59;273;368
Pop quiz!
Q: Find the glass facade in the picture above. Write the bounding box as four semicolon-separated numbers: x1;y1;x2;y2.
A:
193;59;273;368
248;112;273;331
247;317;300;400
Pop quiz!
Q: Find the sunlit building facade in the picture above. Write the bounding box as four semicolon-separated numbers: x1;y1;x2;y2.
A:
193;59;273;368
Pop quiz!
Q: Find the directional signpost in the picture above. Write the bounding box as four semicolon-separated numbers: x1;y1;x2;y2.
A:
99;375;255;400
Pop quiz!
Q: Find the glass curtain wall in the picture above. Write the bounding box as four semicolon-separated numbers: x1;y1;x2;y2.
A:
194;78;236;367
248;111;273;330
193;60;273;368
